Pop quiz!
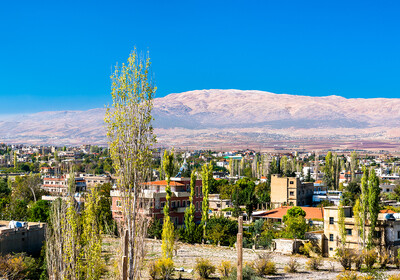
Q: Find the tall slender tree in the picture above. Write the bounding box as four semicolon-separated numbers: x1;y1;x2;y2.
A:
367;169;380;249
201;162;213;238
184;170;196;243
162;150;175;259
360;166;369;249
104;48;156;279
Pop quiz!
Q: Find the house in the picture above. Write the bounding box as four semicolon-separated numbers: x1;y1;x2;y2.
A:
252;206;324;226
323;206;400;257
110;177;203;226
270;174;314;208
81;174;112;187
42;175;86;196
208;194;232;218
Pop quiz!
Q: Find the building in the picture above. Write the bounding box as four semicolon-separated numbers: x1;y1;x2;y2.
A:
42;175;86;196
81;174;112;187
110;177;203;226
270;175;314;208
323;206;400;257
252;206;324;226
0;221;46;255
312;190;342;206
209;194;232;218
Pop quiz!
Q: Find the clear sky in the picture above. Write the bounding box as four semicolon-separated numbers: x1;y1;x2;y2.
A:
1;0;400;114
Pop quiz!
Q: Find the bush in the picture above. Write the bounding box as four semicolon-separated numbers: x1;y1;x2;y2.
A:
305;257;322;271
300;241;320;257
148;260;158;280
228;264;257;280
218;260;233;278
284;258;300;273
388;275;400;280
354;253;363;271
157;258;174;280
195;258;216;279
363;250;377;269
336;247;354;270
252;258;276;276
336;271;359;280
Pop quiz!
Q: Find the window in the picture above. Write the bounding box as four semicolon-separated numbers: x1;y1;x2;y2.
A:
329;234;334;241
346;229;352;235
176;201;180;207
329;217;334;224
329;247;333;251
161;202;165;208
196;202;199;211
290;181;294;184
290;191;294;196
374;231;381;239
116;200;122;207
182;201;186;207
172;201;176;208
397;231;400;240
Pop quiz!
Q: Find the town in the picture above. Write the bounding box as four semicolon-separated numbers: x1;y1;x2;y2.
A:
1;142;400;279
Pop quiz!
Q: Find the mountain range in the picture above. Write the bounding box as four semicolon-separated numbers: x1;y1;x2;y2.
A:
1;89;400;150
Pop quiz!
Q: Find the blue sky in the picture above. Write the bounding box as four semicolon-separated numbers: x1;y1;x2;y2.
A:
1;1;399;113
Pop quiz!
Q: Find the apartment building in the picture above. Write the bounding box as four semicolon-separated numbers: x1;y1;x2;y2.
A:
270;174;314;208
80;174;112;187
110;177;203;226
42;175;86;196
323;206;400;257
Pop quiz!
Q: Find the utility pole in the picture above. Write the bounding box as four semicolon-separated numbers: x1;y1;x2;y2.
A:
237;215;243;280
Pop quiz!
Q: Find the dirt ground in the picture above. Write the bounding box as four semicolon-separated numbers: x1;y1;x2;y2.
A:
102;237;400;279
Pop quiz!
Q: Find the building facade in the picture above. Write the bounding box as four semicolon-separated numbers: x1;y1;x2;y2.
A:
270;175;314;208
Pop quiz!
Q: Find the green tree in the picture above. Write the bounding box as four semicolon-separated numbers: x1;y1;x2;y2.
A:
367;169;380;249
360;167;369;248
184;170;196;243
28;200;50;222
201;163;212;237
162;150;175;259
283;206;306;221
104;48;156;279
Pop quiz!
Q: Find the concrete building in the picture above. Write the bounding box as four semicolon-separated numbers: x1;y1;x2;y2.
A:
323;206;400;257
81;174;112;187
270;174;314;208
110;177;203;226
0;221;46;256
42;175;86;196
209;194;232;218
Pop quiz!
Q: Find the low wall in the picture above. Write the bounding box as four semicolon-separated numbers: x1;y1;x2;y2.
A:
0;222;46;256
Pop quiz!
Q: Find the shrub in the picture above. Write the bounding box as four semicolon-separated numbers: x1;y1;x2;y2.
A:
336;247;354;270
218;260;233;278
195;258;216;279
353;253;363;271
284;258;300;273
148;260;158;280
336;271;359;280
300;241;320;257
157;258;174;280
363;250;377;269
228;264;257;280
252;258;276;276
305;257;322;271
388;275;400;280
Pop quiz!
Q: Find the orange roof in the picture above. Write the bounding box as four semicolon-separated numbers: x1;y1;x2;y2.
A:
261;176;267;179
380;209;396;214
143;180;185;186
315;180;323;184
254;206;324;220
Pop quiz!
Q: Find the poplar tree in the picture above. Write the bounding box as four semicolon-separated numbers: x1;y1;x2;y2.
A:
184;170;196;243
162;150;175;259
201;162;213;238
350;151;358;182
367;169;380;249
360;167;369;249
104;48;156;279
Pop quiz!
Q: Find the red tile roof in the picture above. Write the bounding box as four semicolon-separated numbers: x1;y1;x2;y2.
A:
143;180;185;186
380;209;396;214
254;206;324;220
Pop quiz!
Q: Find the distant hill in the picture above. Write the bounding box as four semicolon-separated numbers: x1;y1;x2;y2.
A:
1;89;400;149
